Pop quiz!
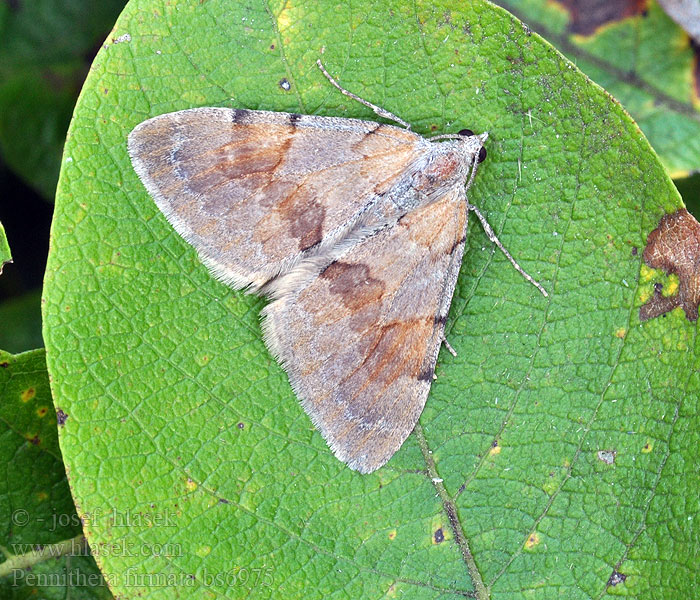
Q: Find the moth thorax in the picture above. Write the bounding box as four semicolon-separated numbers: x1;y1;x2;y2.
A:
415;151;466;193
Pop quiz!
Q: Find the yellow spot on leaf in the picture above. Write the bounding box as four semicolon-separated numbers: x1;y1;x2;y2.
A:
640;264;655;282
196;545;211;557
543;476;560;496
185;478;197;492
388;529;396;540
21;388;36;402
277;3;292;31
36;491;48;501
614;327;626;339
662;329;688;352
642;441;653;453
666;276;679;296
490;442;501;456
525;531;540;550
36;406;48;418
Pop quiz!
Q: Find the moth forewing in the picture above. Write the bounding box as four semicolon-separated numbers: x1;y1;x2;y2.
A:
127;108;427;292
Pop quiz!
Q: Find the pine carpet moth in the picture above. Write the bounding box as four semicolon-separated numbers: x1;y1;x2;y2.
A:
128;61;547;473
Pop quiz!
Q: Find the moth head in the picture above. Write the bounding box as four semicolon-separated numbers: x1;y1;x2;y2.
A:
458;129;488;163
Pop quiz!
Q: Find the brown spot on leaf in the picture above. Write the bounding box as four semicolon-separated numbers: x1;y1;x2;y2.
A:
555;0;648;35
434;528;445;543
631;246;638;256
321;262;386;310
56;409;69;426
0;361;9;368
608;570;627;586
639;287;680;321
640;209;700;322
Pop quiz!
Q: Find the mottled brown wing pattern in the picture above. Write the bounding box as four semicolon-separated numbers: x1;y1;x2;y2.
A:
262;187;468;473
128;108;426;290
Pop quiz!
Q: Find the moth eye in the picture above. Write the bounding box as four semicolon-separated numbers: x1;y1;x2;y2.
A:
478;146;487;163
458;128;474;137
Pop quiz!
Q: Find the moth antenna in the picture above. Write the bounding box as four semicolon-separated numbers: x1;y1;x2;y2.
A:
316;59;412;130
468;198;549;298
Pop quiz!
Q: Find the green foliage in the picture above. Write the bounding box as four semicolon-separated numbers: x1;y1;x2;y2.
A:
40;0;698;598
0;223;42;353
0;349;111;599
0;291;44;353
494;0;700;178
0;0;127;199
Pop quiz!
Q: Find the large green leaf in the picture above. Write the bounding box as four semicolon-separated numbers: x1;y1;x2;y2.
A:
42;0;697;598
0;349;112;599
493;0;700;178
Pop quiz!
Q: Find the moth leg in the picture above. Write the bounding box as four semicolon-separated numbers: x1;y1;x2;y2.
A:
441;334;457;357
468;204;549;297
317;60;412;130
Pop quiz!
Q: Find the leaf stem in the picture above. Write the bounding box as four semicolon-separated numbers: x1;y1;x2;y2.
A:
414;423;489;599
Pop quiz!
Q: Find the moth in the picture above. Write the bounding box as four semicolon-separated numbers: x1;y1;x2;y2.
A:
128;61;546;473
